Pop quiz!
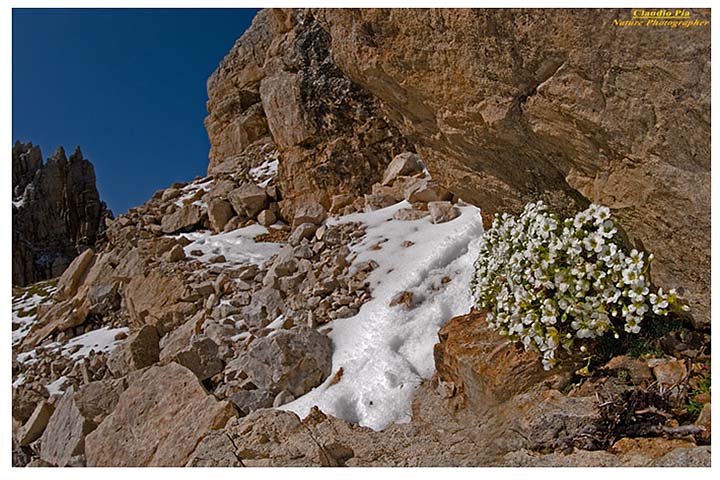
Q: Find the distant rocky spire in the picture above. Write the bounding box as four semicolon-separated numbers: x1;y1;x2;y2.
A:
12;141;112;286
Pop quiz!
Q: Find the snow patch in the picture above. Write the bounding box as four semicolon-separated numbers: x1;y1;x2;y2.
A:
12;283;57;346
45;376;68;396
62;327;129;360
16;327;128;366
174;178;214;207
281;201;484;430
249;154;279;188
180;223;282;267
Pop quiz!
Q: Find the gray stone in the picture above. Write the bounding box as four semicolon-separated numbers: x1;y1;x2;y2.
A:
228;183;268;218
257;209;276;226
208;198;234;232
107;325;160;377
40;387;96;467
393;207;429;221
364;193;396;212
289;222;318;246
17;400;54;446
382;152;424;186
242;287;286;329
293;201;326;227
164;244;186;262
161;204;205;234
234;326;332;397
428;201;460;224
650;446;711;467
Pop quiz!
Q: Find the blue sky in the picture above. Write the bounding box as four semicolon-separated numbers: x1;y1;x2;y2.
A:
12;8;259;214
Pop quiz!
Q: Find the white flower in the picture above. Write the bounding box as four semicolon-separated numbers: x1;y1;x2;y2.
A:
471;201;686;369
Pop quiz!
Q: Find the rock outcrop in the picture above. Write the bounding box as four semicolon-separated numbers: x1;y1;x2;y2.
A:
85;363;236;467
206;9;413;220
12;141;112;286
206;8;710;325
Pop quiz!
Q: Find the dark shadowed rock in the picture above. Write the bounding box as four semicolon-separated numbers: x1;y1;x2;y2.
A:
12;142;112;286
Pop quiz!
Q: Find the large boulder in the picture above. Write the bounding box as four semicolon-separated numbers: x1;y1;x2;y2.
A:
161;204;205;234
434;311;578;411
232;326;332;398
159;314;224;381
381;152;424;186
85;363;236;466
39;387;96;467
16;400;54;446
107;325;160;377
228;183;268;218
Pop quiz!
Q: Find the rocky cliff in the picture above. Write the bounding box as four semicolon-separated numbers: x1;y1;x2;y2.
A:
12;142;112;286
207;8;710;325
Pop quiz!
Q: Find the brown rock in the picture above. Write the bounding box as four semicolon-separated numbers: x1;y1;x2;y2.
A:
160;314;223;381
382;152;424;186
652;359;688;386
12;143;111;287
602;355;653;383
234;326;332;397
433;311;578;411
428;201;460;224
694;402;711;440
257;208;276;226
163;244;186;262
85;363;236;466
161;204;205;234
107;325;160;376
364;193;396;212
17;400;54;446
330;193;355;213
293;201;327;227
404;178;452;203
208;198;234;232
73;378;128;425
392;208;429;221
228;183;269;218
206;10;412;218
40;387;96;467
289;222;318;246
54;248;95;301
315;8;710;324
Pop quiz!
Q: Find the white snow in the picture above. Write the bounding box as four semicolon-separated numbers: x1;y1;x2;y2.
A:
12;283;57;346
12;196;25;209
249;155;279;188
13;374;26;388
174;178;214;207
62;326;129;360
280;200;484;430
45;376;68;396
180;223;282;267
16;327;128;366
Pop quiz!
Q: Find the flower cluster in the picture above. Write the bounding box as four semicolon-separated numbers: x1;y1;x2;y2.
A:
471;201;688;369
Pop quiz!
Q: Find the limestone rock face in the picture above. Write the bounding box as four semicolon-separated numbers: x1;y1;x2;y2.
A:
208;8;710;322
206;10;413;220
85;362;236;467
12;142;112;286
